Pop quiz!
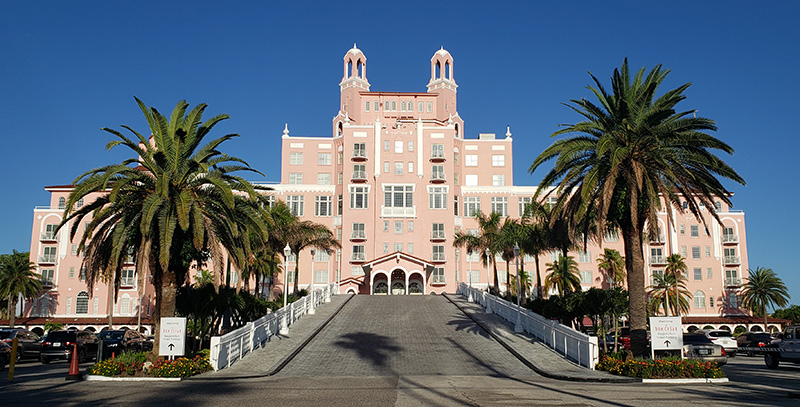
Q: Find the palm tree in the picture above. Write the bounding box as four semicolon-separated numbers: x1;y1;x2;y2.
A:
288;220;340;293
741;267;790;332
0;250;43;327
60;98;266;353
663;254;687;316
596;248;625;288
453;211;503;291
648;273;690;316
544;255;581;297
529;60;745;356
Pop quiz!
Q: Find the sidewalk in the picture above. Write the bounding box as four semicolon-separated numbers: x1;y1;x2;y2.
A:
195;294;353;379
444;293;637;383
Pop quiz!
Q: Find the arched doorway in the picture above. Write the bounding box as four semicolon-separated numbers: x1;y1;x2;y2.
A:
373;273;389;295
391;269;406;295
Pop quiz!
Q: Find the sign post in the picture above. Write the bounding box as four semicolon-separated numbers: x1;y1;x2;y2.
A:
159;317;187;359
649;316;683;360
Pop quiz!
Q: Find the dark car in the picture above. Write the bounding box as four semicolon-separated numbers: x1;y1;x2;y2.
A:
683;333;727;365
0;328;42;362
0;341;10;371
98;329;153;358
737;332;774;356
40;330;99;364
619;327;631;350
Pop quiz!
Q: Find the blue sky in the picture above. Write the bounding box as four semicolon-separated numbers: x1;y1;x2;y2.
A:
2;2;798;304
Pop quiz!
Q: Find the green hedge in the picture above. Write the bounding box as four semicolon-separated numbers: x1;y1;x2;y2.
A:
596;355;725;379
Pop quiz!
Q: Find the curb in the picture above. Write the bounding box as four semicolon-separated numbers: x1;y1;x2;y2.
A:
85;375;182;382
642;378;729;384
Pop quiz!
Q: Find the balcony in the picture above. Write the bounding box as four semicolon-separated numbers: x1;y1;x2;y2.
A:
724;256;740;265
38;255;56;264
648;235;665;244
725;278;742;287
350;230;366;241
123;256;135;265
351;252;366;262
351;171;368;182
430;230;446;241
351;150;368;161
649;255;665;265
722;234;739;244
381;206;416;218
40;232;58;242
430;172;446;183
432;253;446;262
430;151;446;162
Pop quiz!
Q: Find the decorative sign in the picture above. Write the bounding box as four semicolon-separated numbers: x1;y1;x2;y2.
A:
159;317;186;357
649;316;683;352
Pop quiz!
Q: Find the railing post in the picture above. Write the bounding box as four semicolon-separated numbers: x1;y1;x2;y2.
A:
210;336;220;371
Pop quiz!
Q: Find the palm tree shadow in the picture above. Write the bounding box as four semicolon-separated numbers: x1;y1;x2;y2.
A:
446;314;491;338
333;332;402;368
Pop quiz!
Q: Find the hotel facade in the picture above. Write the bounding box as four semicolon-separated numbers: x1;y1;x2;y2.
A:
16;46;774;334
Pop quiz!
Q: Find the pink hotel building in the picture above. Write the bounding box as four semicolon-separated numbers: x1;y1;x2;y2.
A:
19;46;773;334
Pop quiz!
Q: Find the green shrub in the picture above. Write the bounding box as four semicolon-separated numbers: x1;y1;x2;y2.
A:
150;355;212;378
596;355;725;379
114;351;148;364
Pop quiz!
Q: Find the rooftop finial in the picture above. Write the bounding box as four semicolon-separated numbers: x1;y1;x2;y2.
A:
354;42;357;49
283;123;290;137
505;125;512;138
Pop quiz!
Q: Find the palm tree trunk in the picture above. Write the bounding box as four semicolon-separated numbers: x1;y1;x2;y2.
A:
764;305;768;333
492;259;499;291
153;269;178;358
535;254;542;299
664;281;670;317
9;296;16;327
623;223;648;357
293;261;300;294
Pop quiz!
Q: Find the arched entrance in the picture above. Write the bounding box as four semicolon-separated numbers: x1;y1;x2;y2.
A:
391;269;406;295
408;271;425;295
373;273;389;295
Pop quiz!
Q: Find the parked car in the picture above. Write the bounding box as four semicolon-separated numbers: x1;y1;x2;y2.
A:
0;328;42;362
696;329;737;357
0;341;10;371
764;325;800;369
736;332;774;356
683;333;727;365
619;327;631;350
40;330;99;364
98;329;153;358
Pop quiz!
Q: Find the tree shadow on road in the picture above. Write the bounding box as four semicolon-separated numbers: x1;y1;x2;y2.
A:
445;313;491;338
332;332;402;368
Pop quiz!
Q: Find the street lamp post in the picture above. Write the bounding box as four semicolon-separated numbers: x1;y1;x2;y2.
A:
485;247;492;314
280;244;291;335
325;249;332;303
467;249;474;302
309;248;316;315
514;243;523;333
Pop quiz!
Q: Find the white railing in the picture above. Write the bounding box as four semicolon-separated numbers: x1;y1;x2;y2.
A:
351;230;366;239
431;230;446;239
431;172;446;181
457;282;599;370
722;235;738;243
38;255;56;263
352;171;367;180
352;150;367;159
40;232;58;241
725;278;742;287
431;150;445;159
381;206;416;217
724;256;740;265
351;252;366;261
209;284;334;371
649;256;665;264
432;252;446;262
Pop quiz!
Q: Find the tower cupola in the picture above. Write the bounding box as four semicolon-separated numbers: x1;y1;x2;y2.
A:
427;47;457;92
340;43;370;91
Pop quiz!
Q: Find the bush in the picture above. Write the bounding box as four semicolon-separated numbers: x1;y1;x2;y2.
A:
87;351;211;378
150;354;212;378
596;355;725;379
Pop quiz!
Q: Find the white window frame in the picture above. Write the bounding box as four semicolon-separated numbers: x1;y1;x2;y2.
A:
492;155;505;167
317;153;332;165
289;173;303;184
465;155;478;167
428;186;448;210
349;186;370;209
491;197;508;217
492;174;506;186
464;197;481;217
289;152;304;165
315;196;333;217
287;195;304;216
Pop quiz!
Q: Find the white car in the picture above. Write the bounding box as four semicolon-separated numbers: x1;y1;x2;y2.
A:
697;329;738;357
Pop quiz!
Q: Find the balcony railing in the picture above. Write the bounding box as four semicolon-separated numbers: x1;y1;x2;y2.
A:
432;253;446;262
352;150;367;159
430;151;445;160
648;235;665;244
722;235;739;244
38;255;56;264
381;206;416;218
649;255;665;265
40;232;58;241
351;252;366;262
431;172;446;181
724;256;740;265
351;230;366;240
725;278;742;287
431;230;446;240
351;171;367;180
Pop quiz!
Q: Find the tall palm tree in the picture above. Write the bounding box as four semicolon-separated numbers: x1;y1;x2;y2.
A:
741;267;789;331
0;250;43;327
663;254;687;316
60;98;265;353
287;220;340;293
544;255;581;298
453;211;503;291
648;273;690;316
529;60;745;356
597;248;625;288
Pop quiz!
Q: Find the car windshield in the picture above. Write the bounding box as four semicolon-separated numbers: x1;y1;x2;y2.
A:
98;331;124;340
0;331;13;340
709;331;732;338
684;334;713;345
46;331;74;341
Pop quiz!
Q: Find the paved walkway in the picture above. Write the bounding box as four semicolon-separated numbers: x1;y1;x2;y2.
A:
199;293;626;382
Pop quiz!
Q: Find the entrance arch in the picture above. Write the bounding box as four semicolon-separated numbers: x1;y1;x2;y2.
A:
372;271;389;295
391;268;406;295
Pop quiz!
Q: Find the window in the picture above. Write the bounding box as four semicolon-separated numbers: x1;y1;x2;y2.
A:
42;246;56;263
318;153;332;165
350;186;369;209
317;173;331;185
715;201;723;212
338;173;343;184
384;185;414;208
337;195;343;215
287;196;304;216
725;269;739;285
453;173;459;185
352;223;365;239
418;102;423;112
432;245;445;261
407;221;414;232
691;246;701;259
707;267;713;279
518;197;532;217
605;230;619;242
118;269;135;287
432;165;445;180
427;102;432;112
338;152;343;164
454;152;459;165
289;173;303;184
432;223;445;239
43;224;58;240
465;174;478;186
408;242;414;254
693;268;702;281
69;267;75;278
58;197;66;209
76;291;89;314
432;144;444;159
352;245;365;261
315;250;330;262
690;225;699;237
384;221;389;232
41;269;54;286
580;271;592;284
491;197;508;216
394;162;403;175
408;141;414;152
432;267;445;284
394;242;403;252
374;101;379;111
492;155;505;167
383;161;390;173
353;143;367;158
723;227;736;242
492;175;505;186
704;246;711;257
465;155;478;167
729;292;738;308
679;224;685;235
428;186;447;209
79;267;87;281
76;198;83;208
401;101;406;111
395;140;403;153
578;251;591;263
392;101;396;111
680;246;687;258
394;221;403;234
315;196;332;217
365;101;370;111
408;162;414;173
724;247;737;263
694;291;706;308
71;244;78;256
464;197;481;217
290;152;303;165
314;270;328;284
650;247;663;263
66;297;72;314
383;243;389;253
384;140;390;151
